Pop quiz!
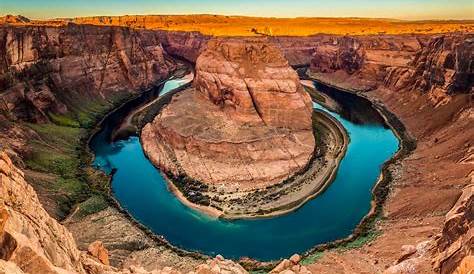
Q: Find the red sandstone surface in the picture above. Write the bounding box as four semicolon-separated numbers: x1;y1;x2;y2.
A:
3;14;473;36
142;39;314;190
0;17;472;273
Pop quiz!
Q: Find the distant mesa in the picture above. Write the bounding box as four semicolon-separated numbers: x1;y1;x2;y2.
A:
0;15;31;24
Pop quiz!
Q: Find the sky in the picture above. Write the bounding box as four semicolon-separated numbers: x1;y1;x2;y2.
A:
1;0;473;20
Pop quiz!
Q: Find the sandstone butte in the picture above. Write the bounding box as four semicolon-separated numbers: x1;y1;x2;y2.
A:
142;38;315;191
0;15;473;274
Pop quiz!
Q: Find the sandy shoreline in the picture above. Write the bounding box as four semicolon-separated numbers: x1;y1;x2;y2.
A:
163;172;224;218
83;71;410;266
142;100;349;220
220;109;349;220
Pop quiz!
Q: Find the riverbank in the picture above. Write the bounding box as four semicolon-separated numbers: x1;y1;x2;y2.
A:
298;71;416;263
111;70;195;141
65;67;210;268
140;85;349;220
87;71;406;265
86;72;405;264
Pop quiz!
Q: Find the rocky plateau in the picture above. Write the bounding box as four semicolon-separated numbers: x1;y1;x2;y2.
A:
0;16;472;274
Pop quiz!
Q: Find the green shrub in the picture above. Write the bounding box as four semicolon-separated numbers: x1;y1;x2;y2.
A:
337;230;382;251
48;113;81;127
300;251;324;265
75;195;108;218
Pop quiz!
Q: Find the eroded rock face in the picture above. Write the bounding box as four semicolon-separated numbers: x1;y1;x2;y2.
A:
381;34;474;110
308;34;424;91
157;30;210;63
194;39;313;129
307;33;473;103
311;37;364;74
88;241;110;266
434;184;473;274
142;39;314;190
0;24;177;122
0;151;86;274
0;15;30;25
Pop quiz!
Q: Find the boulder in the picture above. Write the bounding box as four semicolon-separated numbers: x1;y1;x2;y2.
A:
87;241;110;266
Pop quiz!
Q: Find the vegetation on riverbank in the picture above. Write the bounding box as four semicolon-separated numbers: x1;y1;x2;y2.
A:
7;64;414;271
22;91;133;219
152;107;348;220
298;74;416;267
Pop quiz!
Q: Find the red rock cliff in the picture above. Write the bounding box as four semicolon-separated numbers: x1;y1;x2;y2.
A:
0;24;178;122
304;33;473;273
194;38;313;129
142;39;315;190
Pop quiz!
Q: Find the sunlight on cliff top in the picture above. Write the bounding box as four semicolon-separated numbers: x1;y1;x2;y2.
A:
2;14;473;36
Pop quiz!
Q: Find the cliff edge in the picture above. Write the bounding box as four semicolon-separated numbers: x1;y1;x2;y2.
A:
142;39;315;194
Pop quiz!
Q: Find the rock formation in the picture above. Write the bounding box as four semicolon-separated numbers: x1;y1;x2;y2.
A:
156;31;210;63
0;19;472;274
433;184;473;274
88;241;110;266
307;34;426;91
0;15;30;25
307;33;473;99
385;34;473;106
142;38;314;191
0;24;177;123
0;151;87;273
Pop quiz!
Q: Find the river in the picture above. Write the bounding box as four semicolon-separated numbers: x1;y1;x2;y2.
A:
90;75;399;261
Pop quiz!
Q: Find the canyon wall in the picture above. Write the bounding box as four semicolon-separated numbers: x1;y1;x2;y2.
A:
1;151;86;273
434;184;473;274
155;31;209;63
307;33;473;97
0;24;177;123
304;33;473;273
0;21;472;273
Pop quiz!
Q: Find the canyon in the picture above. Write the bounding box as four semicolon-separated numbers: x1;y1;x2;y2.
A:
143;38;315;189
0;15;473;274
140;38;337;217
3;14;473;36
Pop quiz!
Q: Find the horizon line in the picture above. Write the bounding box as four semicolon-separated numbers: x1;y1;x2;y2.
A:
3;13;474;22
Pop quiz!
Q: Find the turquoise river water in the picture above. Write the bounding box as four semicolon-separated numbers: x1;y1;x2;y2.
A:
90;77;399;261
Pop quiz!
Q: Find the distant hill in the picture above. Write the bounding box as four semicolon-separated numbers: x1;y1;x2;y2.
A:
0;14;31;24
1;14;473;36
71;15;474;36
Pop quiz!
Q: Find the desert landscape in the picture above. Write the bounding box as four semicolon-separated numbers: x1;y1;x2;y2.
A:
0;5;472;274
2;14;474;36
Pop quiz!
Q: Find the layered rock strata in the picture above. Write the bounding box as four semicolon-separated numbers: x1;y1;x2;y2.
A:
0;24;177;123
433;184;473;274
142;39;315;192
1;150;250;274
301;33;473;273
0;20;472;273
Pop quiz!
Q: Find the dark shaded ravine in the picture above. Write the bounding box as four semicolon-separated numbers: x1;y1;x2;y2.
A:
89;75;399;261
